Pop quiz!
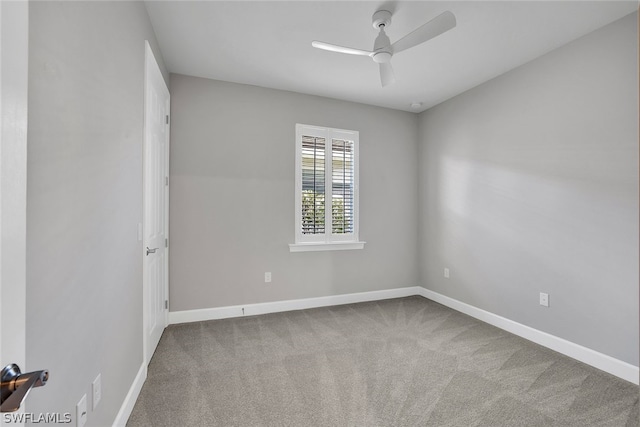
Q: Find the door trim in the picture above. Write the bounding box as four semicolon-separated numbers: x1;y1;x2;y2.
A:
0;1;29;414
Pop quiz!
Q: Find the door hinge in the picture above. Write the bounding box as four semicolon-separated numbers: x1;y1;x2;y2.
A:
165;238;168;248
165;176;169;186
164;300;168;309
165;115;169;125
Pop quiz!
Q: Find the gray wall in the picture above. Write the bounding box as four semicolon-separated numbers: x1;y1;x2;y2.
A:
169;75;419;311
418;13;638;365
26;2;167;426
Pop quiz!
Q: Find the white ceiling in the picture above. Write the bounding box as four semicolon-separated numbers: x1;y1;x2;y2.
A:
145;1;638;112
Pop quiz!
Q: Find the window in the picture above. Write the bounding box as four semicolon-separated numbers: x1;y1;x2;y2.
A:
290;124;365;252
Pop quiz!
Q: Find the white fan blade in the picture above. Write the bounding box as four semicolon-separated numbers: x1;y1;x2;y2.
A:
379;62;395;87
312;41;372;57
391;11;456;54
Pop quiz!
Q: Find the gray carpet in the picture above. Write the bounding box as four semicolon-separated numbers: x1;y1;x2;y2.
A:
127;296;639;426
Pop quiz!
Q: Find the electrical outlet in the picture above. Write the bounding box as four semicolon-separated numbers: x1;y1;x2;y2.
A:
539;292;549;307
264;272;272;283
76;394;87;427
444;268;450;279
92;374;102;410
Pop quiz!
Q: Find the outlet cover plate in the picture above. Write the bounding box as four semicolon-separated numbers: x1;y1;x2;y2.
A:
539;292;549;307
77;394;87;427
92;373;102;410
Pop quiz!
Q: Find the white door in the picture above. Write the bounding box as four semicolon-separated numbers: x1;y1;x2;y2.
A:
143;41;170;365
0;0;29;419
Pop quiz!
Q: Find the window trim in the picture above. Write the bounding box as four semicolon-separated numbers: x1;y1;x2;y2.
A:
288;241;365;252
292;124;365;251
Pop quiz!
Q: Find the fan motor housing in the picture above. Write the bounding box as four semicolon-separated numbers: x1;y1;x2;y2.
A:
372;10;392;29
372;51;392;64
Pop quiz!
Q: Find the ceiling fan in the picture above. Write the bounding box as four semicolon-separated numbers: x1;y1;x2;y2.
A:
312;10;456;87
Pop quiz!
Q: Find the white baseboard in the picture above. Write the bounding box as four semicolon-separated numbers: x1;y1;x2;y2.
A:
168;285;637;385
112;362;147;427
418;287;639;385
169;286;422;324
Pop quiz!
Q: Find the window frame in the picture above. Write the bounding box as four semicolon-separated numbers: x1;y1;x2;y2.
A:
290;124;365;252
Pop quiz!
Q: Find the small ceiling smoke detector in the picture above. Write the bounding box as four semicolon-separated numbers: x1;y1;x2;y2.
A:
410;102;423;110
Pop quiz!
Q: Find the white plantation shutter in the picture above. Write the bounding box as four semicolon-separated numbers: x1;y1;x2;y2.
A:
295;124;359;245
331;139;354;235
301;136;325;235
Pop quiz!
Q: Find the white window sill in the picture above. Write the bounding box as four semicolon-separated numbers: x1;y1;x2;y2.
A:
289;241;366;252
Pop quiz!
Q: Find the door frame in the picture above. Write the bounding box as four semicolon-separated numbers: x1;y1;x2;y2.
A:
0;0;29;412
142;40;170;366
